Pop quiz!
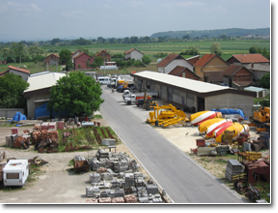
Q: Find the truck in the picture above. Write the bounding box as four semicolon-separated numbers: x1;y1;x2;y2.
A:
122;90;158;106
3;159;29;186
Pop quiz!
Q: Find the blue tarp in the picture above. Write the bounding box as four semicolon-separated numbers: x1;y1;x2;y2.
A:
212;108;247;120
12;112;27;122
35;103;50;119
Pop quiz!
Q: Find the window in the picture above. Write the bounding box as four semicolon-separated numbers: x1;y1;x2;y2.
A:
6;173;19;179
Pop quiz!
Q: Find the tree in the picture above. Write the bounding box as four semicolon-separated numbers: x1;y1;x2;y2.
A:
142;55;151;65
260;73;270;89
28;45;44;63
59;49;72;70
0;73;29;108
90;56;104;68
48;72;103;118
210;42;222;56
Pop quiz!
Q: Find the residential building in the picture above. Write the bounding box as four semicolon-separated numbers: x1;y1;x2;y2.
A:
169;66;200;80
157;54;193;74
23;71;66;119
133;71;256;118
73;52;94;70
124;48;144;61
0;65;30;81
223;64;254;88
96;50;111;63
186;55;200;66
72;50;82;63
194;54;228;83
44;53;59;66
227;54;270;80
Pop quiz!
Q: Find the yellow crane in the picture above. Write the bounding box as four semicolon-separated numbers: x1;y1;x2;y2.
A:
146;104;189;127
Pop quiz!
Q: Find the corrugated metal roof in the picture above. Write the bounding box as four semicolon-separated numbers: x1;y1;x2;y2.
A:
244;86;268;92
24;71;66;93
133;71;230;93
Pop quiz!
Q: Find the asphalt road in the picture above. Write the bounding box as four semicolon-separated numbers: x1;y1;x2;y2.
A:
100;87;244;203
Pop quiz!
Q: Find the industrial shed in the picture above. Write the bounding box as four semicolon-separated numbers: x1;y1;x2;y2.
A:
24;71;66;119
133;71;256;118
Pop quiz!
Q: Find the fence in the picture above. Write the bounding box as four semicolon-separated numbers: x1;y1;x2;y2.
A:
0;108;25;119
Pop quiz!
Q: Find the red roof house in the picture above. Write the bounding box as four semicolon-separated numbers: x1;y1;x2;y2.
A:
96;50;111;62
157;53;193;74
227;54;270;64
44;54;59;66
194;54;228;83
169;66;200;80
0;65;30;81
186;55;200;66
73;52;94;70
223;64;254;87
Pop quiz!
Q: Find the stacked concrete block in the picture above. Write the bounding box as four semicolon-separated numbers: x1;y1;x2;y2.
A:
85;149;164;203
216;145;230;156
98;197;112;203
197;147;217;156
89;173;101;184
110;188;125;198
124;194;137;203
97;149;109;160
146;184;159;195
86;186;100;198
225;159;245;181
111;197;125;203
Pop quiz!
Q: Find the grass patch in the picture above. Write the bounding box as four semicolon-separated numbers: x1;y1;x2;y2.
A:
56;126;120;152
93;114;102;119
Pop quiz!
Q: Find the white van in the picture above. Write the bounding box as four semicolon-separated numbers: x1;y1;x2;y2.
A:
97;76;110;85
3;159;29;186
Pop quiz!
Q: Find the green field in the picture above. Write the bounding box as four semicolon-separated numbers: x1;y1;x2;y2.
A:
0;39;270;74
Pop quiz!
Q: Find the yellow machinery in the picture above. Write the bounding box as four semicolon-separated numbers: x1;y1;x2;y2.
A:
252;106;270;132
146;104;189;127
253;106;270;123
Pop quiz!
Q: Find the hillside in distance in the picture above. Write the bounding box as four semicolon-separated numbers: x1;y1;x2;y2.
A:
151;28;270;39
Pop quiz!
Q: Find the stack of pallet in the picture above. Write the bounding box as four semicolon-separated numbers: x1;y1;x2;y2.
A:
225;159;245;181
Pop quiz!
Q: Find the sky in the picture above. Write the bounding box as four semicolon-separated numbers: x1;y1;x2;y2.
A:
0;0;270;41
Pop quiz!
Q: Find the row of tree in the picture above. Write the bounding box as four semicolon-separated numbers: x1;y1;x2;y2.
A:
249;46;270;59
0;43;45;63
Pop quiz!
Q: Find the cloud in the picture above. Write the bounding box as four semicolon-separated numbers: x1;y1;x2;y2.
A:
5;1;41;13
176;1;206;7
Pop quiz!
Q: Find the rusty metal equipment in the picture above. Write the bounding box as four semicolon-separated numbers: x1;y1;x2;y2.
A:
251;106;270;133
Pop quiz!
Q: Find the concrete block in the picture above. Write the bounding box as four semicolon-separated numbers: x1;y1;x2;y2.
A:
146;184;159;195
101;138;116;146
111;197;125;203
89;173;101;184
197;147;217;156
86;186;100;198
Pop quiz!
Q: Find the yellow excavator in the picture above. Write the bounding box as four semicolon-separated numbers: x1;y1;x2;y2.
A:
251;106;270;132
146;104;189;127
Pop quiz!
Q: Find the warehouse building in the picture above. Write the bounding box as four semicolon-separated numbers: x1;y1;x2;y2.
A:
133;71;256;118
24;71;66;119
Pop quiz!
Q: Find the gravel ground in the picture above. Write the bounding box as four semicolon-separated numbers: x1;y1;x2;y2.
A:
0;122;153;203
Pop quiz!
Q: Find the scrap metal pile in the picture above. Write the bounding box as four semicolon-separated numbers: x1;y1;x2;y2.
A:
5;122;60;153
74;149;165;203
